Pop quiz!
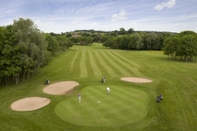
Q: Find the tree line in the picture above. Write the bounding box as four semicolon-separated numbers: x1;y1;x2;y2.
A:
100;30;197;61
1;18;196;85
101;31;172;50
0;18;74;85
163;31;197;62
64;28;176;51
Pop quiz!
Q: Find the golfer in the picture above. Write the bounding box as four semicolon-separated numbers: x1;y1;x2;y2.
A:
103;77;106;83
159;94;163;100
156;96;160;103
78;93;81;102
106;87;110;95
44;79;50;84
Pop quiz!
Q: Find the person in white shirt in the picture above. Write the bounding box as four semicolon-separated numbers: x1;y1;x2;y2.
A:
106;87;110;95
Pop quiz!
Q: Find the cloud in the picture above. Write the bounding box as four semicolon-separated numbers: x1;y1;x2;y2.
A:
71;20;77;25
35;20;41;24
91;22;98;27
129;22;137;27
111;10;128;21
154;0;176;11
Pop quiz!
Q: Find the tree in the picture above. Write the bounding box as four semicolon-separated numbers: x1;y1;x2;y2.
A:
0;27;3;83
45;34;59;53
81;32;91;37
179;30;196;37
109;31;118;37
13;18;48;82
79;36;93;45
163;31;197;62
143;32;157;50
119;28;126;35
103;37;117;48
70;36;80;44
0;18;49;84
178;34;197;61
92;34;102;42
55;35;73;51
66;33;72;38
0;25;21;85
163;36;180;59
119;35;130;49
128;33;143;50
100;35;109;43
127;28;134;34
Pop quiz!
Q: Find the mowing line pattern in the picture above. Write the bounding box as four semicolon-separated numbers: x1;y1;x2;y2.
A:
110;51;142;77
80;50;88;78
93;51;117;77
103;51;132;76
99;51;122;76
67;51;79;76
3;43;197;131
57;45;143;79
87;50;102;77
55;45;149;127
92;51;110;77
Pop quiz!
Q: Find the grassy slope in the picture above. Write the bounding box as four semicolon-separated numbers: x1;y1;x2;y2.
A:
0;43;197;131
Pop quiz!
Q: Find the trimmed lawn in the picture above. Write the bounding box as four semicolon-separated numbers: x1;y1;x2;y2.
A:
0;43;197;131
55;85;149;127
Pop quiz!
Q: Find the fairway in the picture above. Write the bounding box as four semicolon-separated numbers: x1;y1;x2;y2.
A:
1;43;197;131
55;85;149;127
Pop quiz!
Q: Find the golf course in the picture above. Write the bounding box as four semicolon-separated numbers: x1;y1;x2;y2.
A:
1;43;197;131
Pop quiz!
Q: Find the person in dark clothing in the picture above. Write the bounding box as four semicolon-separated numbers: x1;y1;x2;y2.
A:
45;79;50;84
159;94;163;100
156;96;160;103
101;77;106;83
101;78;103;83
103;77;106;83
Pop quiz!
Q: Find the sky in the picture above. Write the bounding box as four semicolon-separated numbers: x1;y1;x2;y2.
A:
0;0;197;33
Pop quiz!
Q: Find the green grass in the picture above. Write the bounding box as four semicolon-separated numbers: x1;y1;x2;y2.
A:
55;85;149;127
0;43;197;131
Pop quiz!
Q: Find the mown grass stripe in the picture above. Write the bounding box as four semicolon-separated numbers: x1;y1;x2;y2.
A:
105;51;135;76
94;51;117;77
43;51;77;79
67;51;79;76
111;51;140;68
70;50;83;78
102;51;133;76
87;50;102;77
92;51;110;77
79;50;88;78
110;51;143;76
99;51;121;77
85;50;95;77
98;51;121;76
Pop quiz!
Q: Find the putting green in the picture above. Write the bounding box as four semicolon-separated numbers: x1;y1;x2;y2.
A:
55;85;149;127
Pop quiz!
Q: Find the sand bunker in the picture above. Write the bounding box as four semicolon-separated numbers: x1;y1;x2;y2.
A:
11;97;50;111
121;77;152;83
43;81;79;95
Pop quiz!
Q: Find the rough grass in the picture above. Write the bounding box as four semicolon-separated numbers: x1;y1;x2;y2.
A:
0;43;197;131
